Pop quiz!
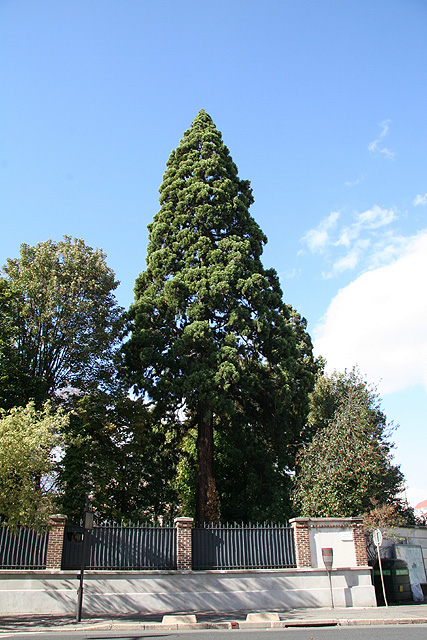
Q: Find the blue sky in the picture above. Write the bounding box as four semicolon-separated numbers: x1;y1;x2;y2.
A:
1;0;426;507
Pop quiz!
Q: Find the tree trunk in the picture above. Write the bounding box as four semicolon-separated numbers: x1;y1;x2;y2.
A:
195;406;220;524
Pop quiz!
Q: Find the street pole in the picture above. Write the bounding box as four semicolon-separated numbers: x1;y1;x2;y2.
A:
76;498;93;623
373;528;388;607
322;548;335;609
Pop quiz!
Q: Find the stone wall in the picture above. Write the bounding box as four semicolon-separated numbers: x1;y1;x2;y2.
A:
0;567;376;615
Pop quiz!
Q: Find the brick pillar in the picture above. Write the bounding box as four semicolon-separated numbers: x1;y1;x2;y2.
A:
46;514;67;570
290;517;312;568
351;517;368;566
174;516;194;571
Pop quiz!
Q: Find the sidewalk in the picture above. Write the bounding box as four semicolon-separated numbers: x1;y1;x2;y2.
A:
1;604;427;632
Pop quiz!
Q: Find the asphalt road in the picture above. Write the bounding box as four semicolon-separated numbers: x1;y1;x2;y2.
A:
1;627;427;640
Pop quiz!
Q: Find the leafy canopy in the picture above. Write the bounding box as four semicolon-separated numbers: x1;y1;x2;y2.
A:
294;368;405;518
0;402;68;528
57;393;179;523
0;279;25;409
1;236;125;407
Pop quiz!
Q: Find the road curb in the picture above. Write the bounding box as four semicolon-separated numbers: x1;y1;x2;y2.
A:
2;615;427;632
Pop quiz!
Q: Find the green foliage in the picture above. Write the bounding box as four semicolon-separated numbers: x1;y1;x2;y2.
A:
125;110;315;522
173;420;295;523
1;236;126;408
284;307;322;455
215;421;294;522
294;368;405;518
173;428;197;519
0;279;28;409
57;393;179;523
0;402;68;528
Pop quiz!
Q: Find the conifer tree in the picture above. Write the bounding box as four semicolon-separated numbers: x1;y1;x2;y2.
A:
125;111;314;522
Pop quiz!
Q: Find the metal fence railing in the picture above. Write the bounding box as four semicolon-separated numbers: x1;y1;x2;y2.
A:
192;522;296;570
61;522;177;570
1;521;296;572
0;525;48;569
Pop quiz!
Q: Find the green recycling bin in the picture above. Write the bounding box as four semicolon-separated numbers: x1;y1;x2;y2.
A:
373;558;412;604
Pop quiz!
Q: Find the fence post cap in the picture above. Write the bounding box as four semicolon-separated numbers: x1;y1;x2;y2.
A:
289;517;310;524
174;517;194;526
49;514;68;523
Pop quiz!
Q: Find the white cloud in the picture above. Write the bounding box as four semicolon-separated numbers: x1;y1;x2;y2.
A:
303;228;329;253
302;206;398;276
325;239;371;278
301;211;340;253
331;250;360;274
345;177;363;187
413;193;427;206
280;268;300;280
355;205;397;229
368;119;396;159
336;228;354;248
366;233;413;270
314;231;427;395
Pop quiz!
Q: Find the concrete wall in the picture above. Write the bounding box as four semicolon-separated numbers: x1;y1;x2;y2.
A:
0;567;376;615
307;519;357;569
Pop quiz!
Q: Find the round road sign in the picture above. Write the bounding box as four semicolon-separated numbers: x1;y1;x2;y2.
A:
373;528;383;547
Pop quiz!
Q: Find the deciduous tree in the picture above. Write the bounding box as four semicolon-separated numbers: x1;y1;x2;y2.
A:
0;279;26;409
293;368;405;518
0;402;68;528
57;394;179;523
1;236;125;409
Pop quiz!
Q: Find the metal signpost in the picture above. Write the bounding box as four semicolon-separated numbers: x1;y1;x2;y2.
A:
373;528;388;607
76;499;94;622
322;547;334;608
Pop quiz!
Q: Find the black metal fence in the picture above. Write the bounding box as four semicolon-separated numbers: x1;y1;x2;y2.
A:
61;522;177;570
0;525;48;569
1;521;296;572
192;522;296;570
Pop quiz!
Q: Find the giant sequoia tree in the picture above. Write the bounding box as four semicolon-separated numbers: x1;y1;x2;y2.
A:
125;111;315;522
